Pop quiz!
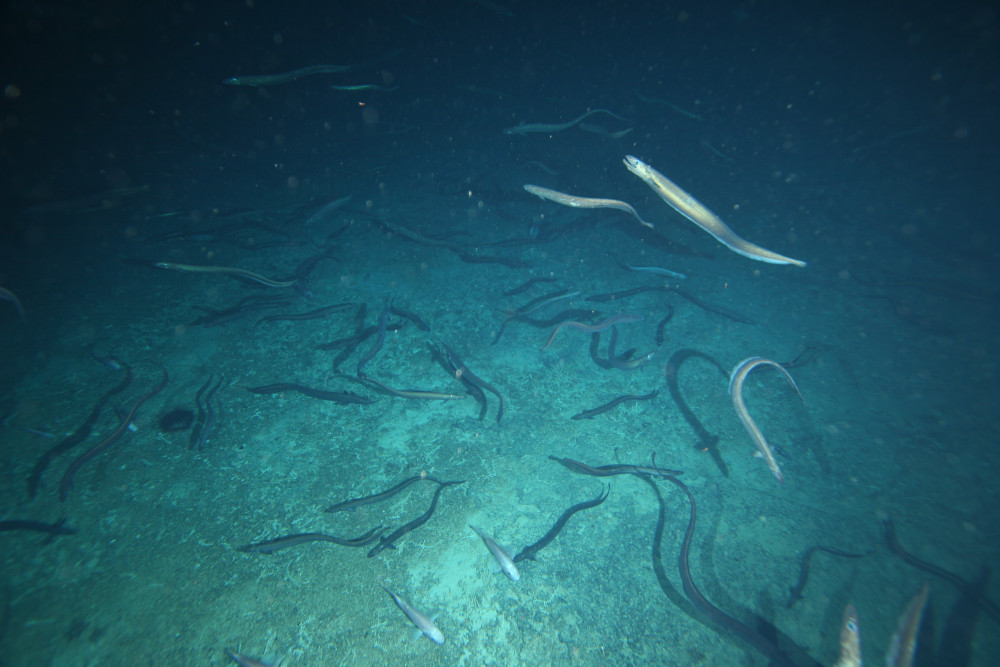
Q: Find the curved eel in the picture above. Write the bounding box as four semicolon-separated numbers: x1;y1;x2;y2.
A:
623;155;806;267
653;475;797;666
59;365;169;501
0;287;26;323
544;313;643;350
728;357;803;484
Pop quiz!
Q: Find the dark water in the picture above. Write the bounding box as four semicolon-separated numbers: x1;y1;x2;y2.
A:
1;1;997;665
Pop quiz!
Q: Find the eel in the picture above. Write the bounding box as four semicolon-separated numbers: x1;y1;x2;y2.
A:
623;155;807;267
607;325;656;370
222;50;402;86
59;365;169;501
389;303;430;331
246;382;373;405
28;364;133;499
502;277;558;297
786;545;869;608
548;455;683;478
885;583;930;667
223;64;359;86
256;302;356;324
728;357;803;484
571;391;658;420
189;374;224;451
348;375;465;401
523;184;653;229
153;262;297;287
884;518;1000;622
188;374;214;450
368;480;465;557
325;475;440;513
441;344;504;423
238;526;386;554
191;295;291;327
513;485;609;562
655;303;674;346
544;313;643;350
356;299;390;377
833;604;861;667
624;263;686;280
653;475;797;666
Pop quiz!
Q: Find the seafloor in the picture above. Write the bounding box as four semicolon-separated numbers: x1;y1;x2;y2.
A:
2;103;998;667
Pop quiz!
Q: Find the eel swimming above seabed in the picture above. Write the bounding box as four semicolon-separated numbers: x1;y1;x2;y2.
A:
623;155;807;267
504;109;628;135
153;262;297;288
728;357;803;484
524;184;654;229
222;50;403;87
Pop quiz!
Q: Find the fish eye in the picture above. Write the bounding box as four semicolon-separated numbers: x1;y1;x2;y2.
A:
846;620;858;632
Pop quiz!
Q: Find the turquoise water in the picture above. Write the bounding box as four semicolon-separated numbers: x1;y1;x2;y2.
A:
1;2;997;665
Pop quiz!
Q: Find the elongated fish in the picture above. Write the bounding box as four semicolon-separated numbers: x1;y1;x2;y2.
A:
222;50;402;87
543;313;643;350
504;109;628;135
885;583;930;667
153;262;297;288
224;64;356;86
380;585;445;644
728;357;803;484
832;604;861;667
524;184;653;229
470;525;521;581
623;155;807;267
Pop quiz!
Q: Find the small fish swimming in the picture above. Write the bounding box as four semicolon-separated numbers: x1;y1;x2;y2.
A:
381;585;444;644
470;524;521;582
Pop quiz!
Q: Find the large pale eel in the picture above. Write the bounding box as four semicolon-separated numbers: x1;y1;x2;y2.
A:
504;109;628;135
524;184;654;229
153;262;297;288
728;356;803;484
623;155;807;267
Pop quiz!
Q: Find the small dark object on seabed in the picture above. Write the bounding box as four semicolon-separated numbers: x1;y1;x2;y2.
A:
159;408;194;432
